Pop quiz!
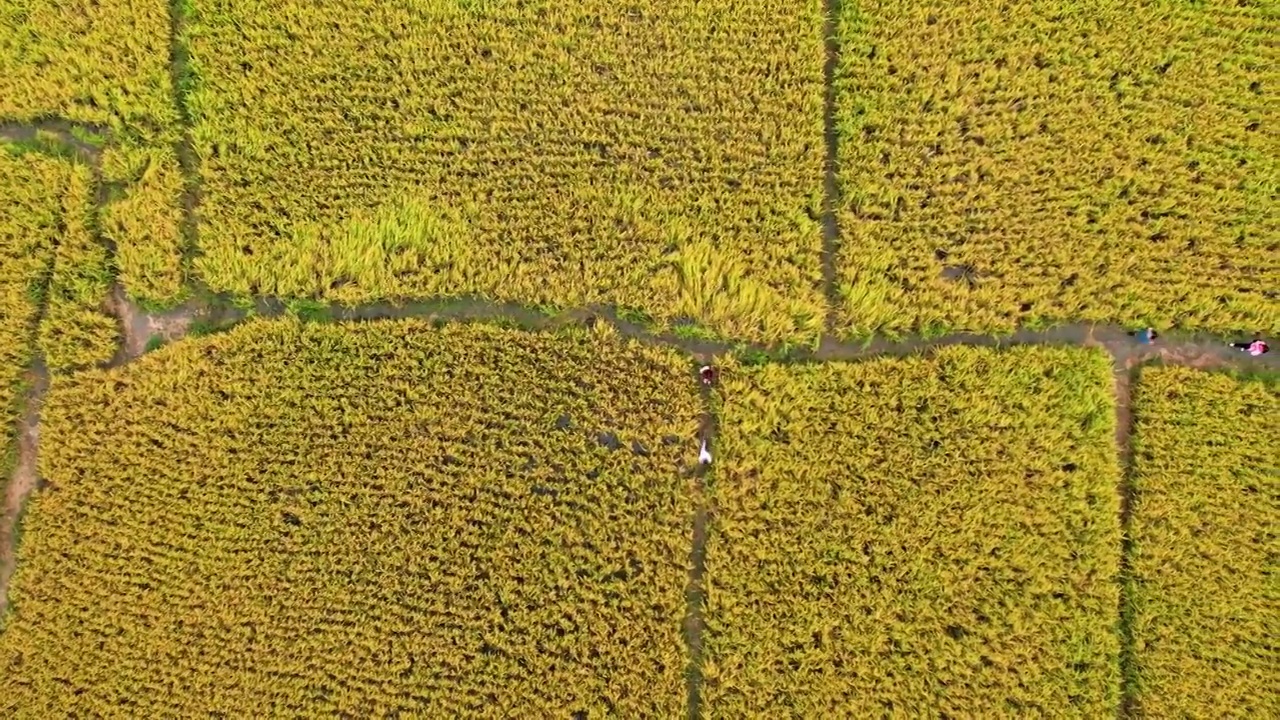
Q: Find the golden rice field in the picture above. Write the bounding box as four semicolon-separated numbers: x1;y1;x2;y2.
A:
183;0;827;343
3;1;1280;716
37;159;117;372
1127;366;1279;718
835;0;1279;337
0;0;177;140
0;149;74;435
100;142;187;308
0;320;702;716
703;346;1123;716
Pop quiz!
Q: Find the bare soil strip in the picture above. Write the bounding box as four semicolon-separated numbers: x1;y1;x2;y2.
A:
0;121;107;166
125;291;1280;373
684;504;709;720
683;372;718;720
0;362;49;624
1112;364;1139;720
108;284;200;366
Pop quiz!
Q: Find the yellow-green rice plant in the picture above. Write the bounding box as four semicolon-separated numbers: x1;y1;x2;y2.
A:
204;196;480;306
654;236;824;343
184;0;827;343
0;0;177;140
0;149;68;429
37;304;117;371
704;346;1122;716
1128;367;1279;718
835;0;1279;337
100;144;187;307
38;162;117;371
0;148;73;504
1;319;702;716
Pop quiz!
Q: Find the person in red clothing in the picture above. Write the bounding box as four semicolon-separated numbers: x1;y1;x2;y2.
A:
699;365;716;386
1229;339;1270;356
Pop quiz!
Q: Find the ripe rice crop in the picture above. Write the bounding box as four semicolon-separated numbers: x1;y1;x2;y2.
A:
101;143;187;308
0;149;70;438
703;346;1122;716
0;319;702;716
38;161;118;371
835;0;1279;337
184;0;827;342
1127;366;1278;718
0;0;177;139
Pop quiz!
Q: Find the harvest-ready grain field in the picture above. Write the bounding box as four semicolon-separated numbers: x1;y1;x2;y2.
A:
0;147;116;431
0;151;65;438
1;0;1277;716
1;320;702;716
1127;366;1279;718
834;0;1278;336
184;0;829;343
0;0;177;139
703;346;1123;716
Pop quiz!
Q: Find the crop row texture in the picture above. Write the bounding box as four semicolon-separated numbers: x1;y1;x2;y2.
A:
101;143;187;308
703;346;1122;716
8;1;1276;340
0;149;71;451
1127;366;1278;718
182;0;828;343
0;319;703;717
37;160;118;371
0;0;177;140
835;0;1278;337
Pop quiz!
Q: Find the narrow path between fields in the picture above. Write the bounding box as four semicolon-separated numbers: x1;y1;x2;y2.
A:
0;121;107;166
0;362;48;624
684;373;717;720
1115;363;1140;720
819;0;844;337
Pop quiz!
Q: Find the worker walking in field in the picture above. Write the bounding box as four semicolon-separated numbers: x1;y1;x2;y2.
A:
1132;328;1158;345
1228;338;1270;356
699;365;716;386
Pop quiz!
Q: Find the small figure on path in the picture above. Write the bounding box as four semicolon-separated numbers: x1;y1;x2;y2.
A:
698;439;712;465
1229;339;1270;356
1132;328;1158;345
699;365;716;386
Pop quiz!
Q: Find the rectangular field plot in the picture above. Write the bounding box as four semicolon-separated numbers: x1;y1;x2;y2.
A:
834;0;1278;336
1128;367;1278;718
0;150;96;435
0;0;176;138
704;347;1122;716
184;0;828;342
0;320;702;716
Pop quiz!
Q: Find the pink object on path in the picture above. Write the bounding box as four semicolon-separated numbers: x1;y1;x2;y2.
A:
700;366;716;386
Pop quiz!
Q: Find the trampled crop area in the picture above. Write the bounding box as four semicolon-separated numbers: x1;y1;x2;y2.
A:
0;320;702;715
834;0;1279;336
1127;367;1279;717
703;347;1123;716
183;0;828;342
